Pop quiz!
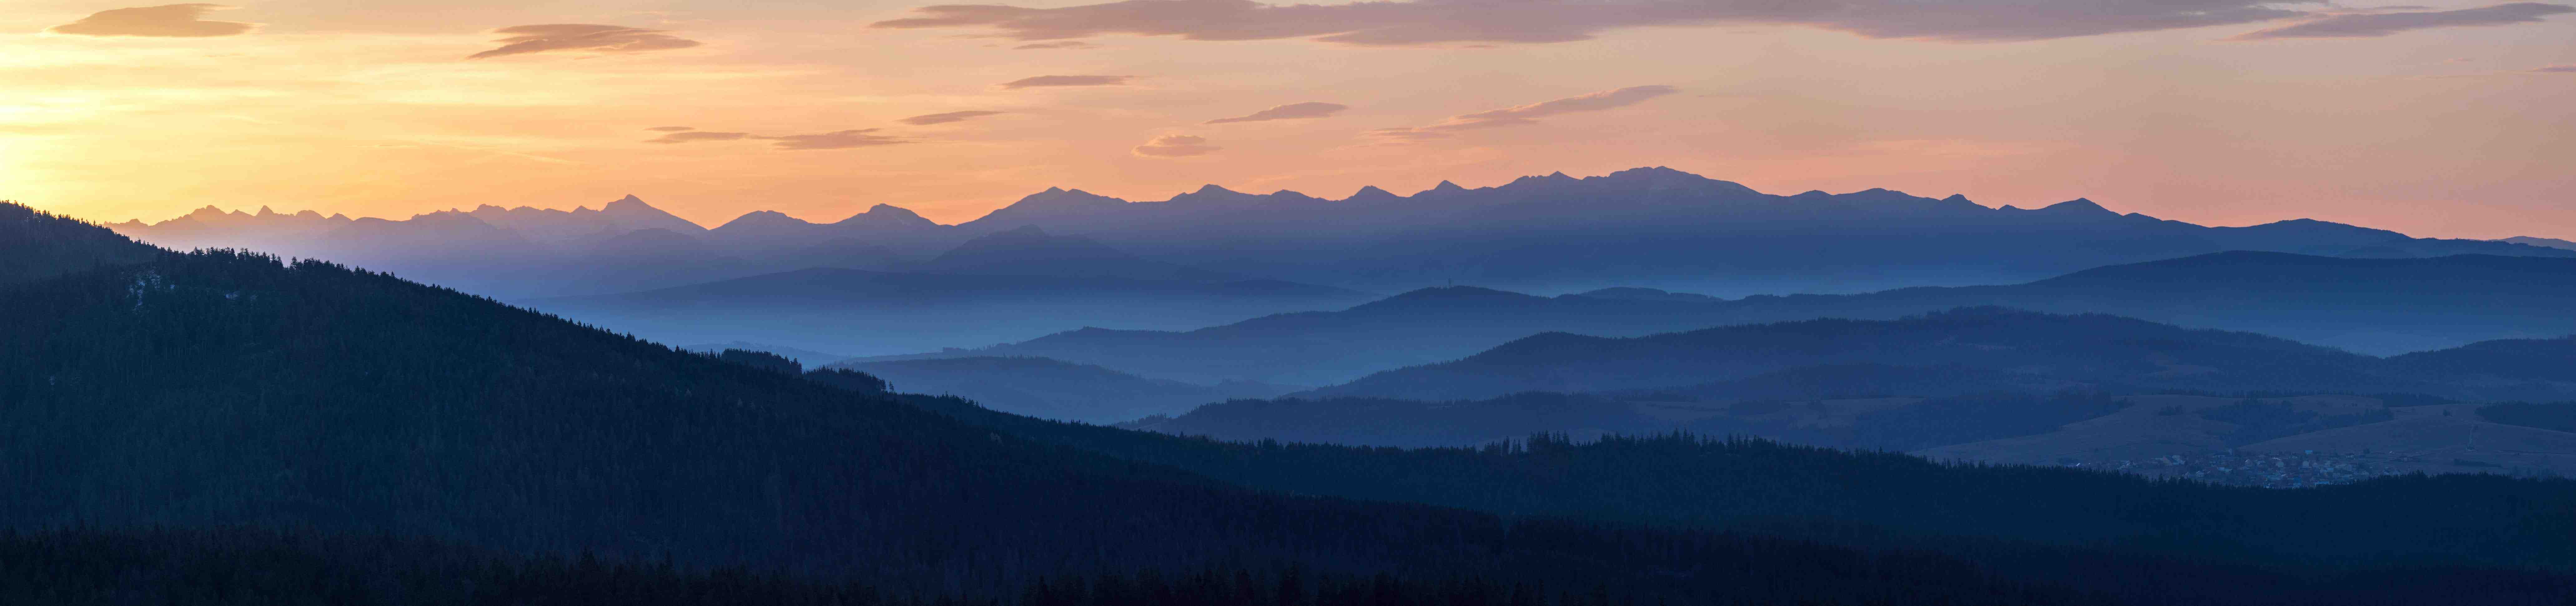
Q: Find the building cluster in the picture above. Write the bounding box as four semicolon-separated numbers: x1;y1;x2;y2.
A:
2094;450;2401;488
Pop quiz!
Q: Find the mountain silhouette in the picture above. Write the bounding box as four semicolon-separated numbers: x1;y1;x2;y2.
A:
2498;235;2576;251
102;168;2576;301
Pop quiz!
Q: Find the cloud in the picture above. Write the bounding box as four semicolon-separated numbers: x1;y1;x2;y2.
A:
1013;41;1097;49
2230;3;2573;39
1206;102;1349;124
645;126;696;132
871;0;2343;46
47;4;255;37
1133;134;1220;157
998;75;1133;89
2535;65;2576;73
467;24;703;59
643;128;911;149
645;131;750;143
1370;85;1676;140
760;129;909;150
900;110;1007;125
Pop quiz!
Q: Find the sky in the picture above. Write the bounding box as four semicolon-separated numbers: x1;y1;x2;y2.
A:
2;1;2571;239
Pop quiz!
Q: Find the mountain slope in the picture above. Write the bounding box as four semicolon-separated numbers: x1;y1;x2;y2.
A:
2;201;159;286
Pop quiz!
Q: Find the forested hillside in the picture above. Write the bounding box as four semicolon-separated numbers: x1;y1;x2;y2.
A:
1;201;158;285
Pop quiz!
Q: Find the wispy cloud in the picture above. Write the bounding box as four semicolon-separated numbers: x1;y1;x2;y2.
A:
468;24;703;60
1013;41;1097;49
645;126;697;132
47;4;255;37
2230;3;2573;40
872;0;2381;46
1207;102;1348;124
645;128;907;150
2533;64;2576;73
1370;85;1676;141
645;131;750;143
998;75;1133;89
900;110;1007;125
1133;134;1220;157
763;129;907;150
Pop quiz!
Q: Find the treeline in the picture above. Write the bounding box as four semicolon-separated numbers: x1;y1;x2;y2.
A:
883;391;2576;571
0;527;1679;606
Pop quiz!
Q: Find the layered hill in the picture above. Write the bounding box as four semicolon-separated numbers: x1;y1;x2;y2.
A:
1313;308;2575;402
12;200;2576;604
868;252;2576;385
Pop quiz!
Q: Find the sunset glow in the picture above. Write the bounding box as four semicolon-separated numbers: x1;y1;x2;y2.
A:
5;0;2571;238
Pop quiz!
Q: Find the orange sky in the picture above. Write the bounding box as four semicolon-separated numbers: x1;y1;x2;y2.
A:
4;1;2572;238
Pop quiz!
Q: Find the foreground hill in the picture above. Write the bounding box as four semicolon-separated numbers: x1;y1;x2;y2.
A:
868;251;2576;385
2;202;158;286
520;267;1375;357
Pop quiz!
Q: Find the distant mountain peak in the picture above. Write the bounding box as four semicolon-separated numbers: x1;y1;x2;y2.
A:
2037;198;2111;214
835;203;936;229
1347;185;1399;202
714;209;813;232
1352;285;1545;311
1429;180;1465;193
1193;184;1237;195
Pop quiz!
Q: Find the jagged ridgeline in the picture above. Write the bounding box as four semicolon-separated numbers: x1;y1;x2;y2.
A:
5;202;2576;605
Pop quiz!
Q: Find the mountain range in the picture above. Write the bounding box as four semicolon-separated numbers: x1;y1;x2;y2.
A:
106;168;2576;302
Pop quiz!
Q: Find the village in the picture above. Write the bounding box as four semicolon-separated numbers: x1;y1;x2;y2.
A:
2089;449;2519;488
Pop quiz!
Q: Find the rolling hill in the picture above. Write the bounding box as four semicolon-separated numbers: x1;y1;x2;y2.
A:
863;251;2576;385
